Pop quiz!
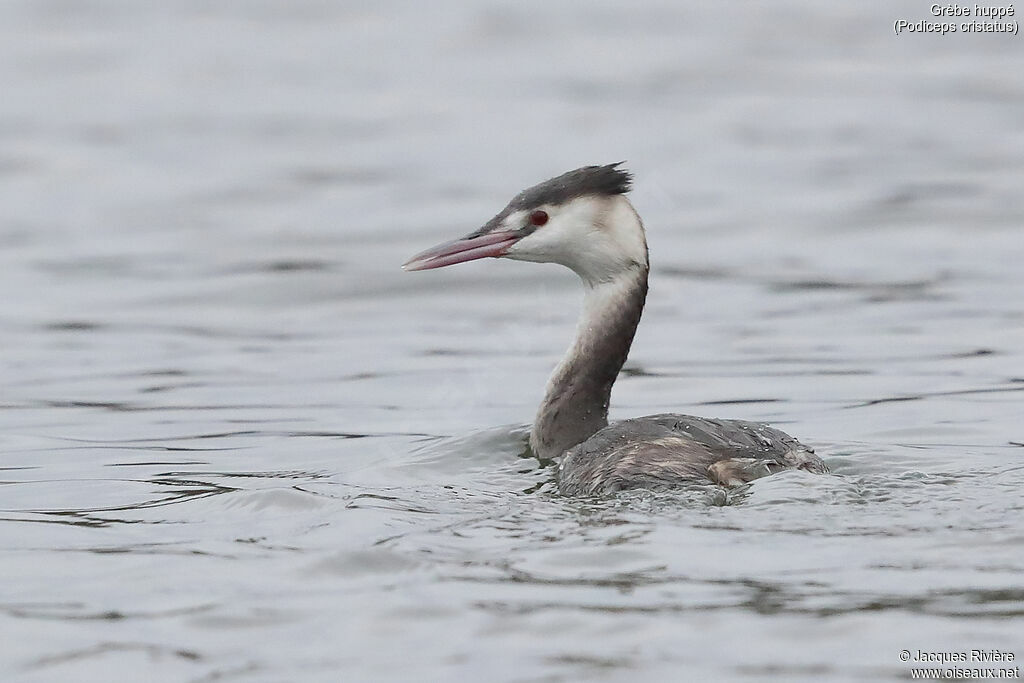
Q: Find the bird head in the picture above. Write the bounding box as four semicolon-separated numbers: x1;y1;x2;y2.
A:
403;163;647;285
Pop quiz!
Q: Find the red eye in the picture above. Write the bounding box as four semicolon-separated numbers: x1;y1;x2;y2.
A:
530;210;549;226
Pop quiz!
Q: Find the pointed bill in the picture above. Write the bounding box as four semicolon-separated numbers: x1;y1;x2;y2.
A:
402;231;520;271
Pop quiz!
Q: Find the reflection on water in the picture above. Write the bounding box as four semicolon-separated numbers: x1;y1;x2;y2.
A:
2;0;1024;681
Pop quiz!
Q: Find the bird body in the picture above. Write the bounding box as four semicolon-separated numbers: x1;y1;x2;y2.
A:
404;164;827;495
558;414;824;496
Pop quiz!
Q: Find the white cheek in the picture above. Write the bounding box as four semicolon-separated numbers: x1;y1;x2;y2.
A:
506;201;593;259
500;196;646;283
508;221;584;260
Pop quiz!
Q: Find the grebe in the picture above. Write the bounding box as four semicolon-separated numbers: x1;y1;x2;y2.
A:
403;164;827;495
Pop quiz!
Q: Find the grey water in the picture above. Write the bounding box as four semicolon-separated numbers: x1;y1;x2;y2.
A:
2;1;1023;681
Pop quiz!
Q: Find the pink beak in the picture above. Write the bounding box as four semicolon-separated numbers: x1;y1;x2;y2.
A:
402;231;521;271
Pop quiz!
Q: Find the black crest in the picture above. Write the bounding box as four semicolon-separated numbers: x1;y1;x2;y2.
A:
509;163;632;211
473;163;633;237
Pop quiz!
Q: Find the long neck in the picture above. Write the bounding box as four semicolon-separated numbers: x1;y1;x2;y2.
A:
529;264;648;459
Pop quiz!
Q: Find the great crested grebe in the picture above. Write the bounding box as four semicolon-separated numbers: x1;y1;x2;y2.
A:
403;164;827;495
